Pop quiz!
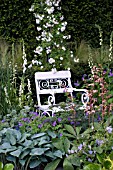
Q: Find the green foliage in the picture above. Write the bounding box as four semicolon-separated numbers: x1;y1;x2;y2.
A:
0;162;14;170
0;0;37;61
61;0;113;47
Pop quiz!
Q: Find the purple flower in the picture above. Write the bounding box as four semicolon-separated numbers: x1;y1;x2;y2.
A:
68;117;71;121
1;119;5;123
78;144;83;150
38;124;43;128
58;117;62;122
29;111;39;116
88;158;92;162
70;121;75;125
97;115;101;122
22;117;30;122
88;150;93;155
96;139;104;146
18;122;23;127
106;126;113;133
74;80;80;87
52;121;57;127
59;133;63;137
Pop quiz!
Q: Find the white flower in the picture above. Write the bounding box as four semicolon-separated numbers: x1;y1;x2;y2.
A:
74;58;79;63
28;64;32;68
46;7;54;14
62;46;66;51
60;57;63;60
68;68;70;70
36;19;40;24
60;16;64;20
35;46;43;54
41;66;44;69
37;27;41;31
48;58;55;64
61;26;65;32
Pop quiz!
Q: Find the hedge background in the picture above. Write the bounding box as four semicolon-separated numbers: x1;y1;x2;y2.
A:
0;0;113;59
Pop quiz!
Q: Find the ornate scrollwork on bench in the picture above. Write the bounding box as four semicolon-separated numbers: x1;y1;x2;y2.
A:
38;78;68;90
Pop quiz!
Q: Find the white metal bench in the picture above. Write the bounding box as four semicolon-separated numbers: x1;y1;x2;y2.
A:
35;70;89;116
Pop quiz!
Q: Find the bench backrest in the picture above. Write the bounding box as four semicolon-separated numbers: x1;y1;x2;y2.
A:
35;70;73;106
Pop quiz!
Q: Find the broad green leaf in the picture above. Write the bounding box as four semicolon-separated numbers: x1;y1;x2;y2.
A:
52;138;64;152
30;148;44;155
45;151;56;159
64;124;76;136
96;154;105;163
31;133;46;139
53;150;63;158
76;127;81;136
103;160;112;169
44;159;61;170
64;137;71;153
94;147;103;154
83;163;101;170
109;152;113;160
0;162;3;169
10;149;21;157
63;158;74;170
29;160;41;168
4;163;14;170
47;130;56;138
67;155;81;166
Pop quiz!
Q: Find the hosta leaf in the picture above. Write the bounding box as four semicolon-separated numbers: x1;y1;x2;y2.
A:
19;133;31;143
29;160;41;168
6;155;16;164
38;140;48;146
10;149;21;157
30;148;44;155
63;158;74;170
14;130;21;141
1;142;11;149
19;159;26;166
22;140;32;147
44;159;61;170
9;135;16;145
64;124;76;136
83;163;101;170
20;149;30;159
31;133;46;139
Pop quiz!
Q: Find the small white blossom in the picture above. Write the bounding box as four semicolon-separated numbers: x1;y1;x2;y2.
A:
48;58;55;64
62;46;66;51
60;57;63;60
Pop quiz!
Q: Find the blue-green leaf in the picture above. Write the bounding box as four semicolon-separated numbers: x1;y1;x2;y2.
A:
29;160;41;168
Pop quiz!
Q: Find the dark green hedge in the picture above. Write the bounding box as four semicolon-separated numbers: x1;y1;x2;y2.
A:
0;0;37;60
61;0;113;47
